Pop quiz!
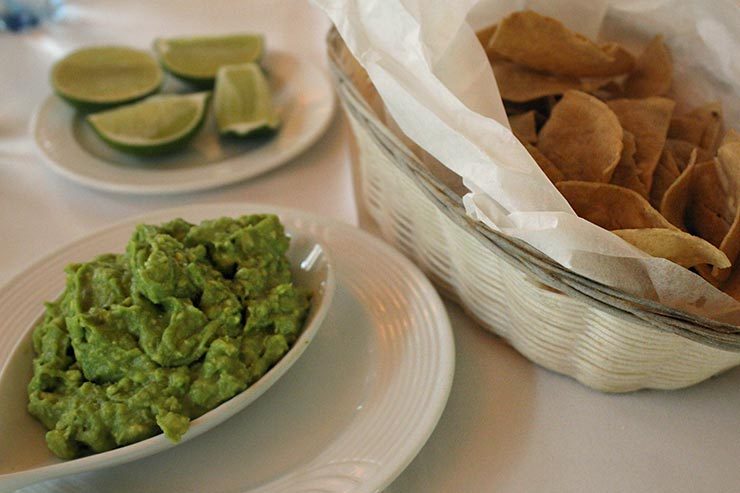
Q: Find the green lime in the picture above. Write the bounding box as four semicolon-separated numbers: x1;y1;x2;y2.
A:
87;92;210;156
154;34;264;88
214;63;280;137
52;46;163;111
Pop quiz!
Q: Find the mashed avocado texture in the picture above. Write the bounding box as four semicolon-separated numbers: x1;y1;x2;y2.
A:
27;215;310;459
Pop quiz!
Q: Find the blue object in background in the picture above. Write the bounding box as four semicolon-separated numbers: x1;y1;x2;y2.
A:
1;0;63;32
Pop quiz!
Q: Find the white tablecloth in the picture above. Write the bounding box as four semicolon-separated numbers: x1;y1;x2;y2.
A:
1;1;739;492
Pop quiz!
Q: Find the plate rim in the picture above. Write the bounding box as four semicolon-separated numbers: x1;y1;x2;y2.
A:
30;51;336;195
0;203;455;493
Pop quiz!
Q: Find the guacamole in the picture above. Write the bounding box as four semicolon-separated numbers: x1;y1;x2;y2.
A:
27;215;310;459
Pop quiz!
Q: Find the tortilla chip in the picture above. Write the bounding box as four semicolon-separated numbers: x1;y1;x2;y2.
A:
668;102;723;152
538;90;623;182
660;149;697;229
714;213;740;282
545;95;560;115
689;205;732;251
606;97;675;191
476;24;498;49
693;160;735;222
613;228;730;269
523;140;564;183
583;78;623;100
649;148;681;209
716;137;740;211
610;131;648;197
687;101;722;122
493;61;581;103
509;110;538;143
724;128;740;145
557;181;677;230
581;78;616;93
686;161;733;247
711;138;740;281
703;120;723;154
488;10;634;77
503;98;554;119
669;117;706;147
664;139;713;171
623;35;673;98
720;264;740;300
600;43;638;77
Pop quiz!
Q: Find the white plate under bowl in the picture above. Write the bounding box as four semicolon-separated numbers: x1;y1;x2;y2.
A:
0;203;454;493
32;52;335;195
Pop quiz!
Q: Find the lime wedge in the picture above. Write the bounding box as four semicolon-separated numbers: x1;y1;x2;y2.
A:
214;63;280;137
52;46;162;111
154;34;264;87
87;92;210;156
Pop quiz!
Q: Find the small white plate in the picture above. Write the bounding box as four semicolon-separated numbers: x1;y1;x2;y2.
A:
32;52;335;195
0;204;454;493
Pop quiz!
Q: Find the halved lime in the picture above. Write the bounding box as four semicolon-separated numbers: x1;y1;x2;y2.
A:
52;46;163;111
214;63;280;137
154;34;264;87
87;92;210;156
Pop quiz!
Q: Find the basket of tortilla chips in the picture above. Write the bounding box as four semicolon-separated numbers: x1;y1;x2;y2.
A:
326;5;740;391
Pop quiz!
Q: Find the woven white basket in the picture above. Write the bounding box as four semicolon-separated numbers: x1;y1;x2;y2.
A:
327;29;740;392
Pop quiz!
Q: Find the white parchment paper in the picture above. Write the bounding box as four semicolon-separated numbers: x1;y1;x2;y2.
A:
316;0;740;323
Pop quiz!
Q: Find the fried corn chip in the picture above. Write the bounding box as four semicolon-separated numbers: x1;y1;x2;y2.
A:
509;110;538;143
689;204;732;250
694;159;734;222
711;136;740;281
488;10;634;77
557;181;677;230
610;131;648;197
717;137;740;211
523;140;564;183
613;228;730;269
503;97;554;120
668;103;723;152
703;121;723;154
687;161;733;247
693;104;723;153
660;149;698;229
669;117;706;147
484;9;740;293
623;35;673;98
720;265;740;300
600;43;638;77
538;90;623;182
606;97;675;191
493;61;581;103
724;128;740;145
583;78;623;100
476;24;498;49
664;138;713;170
649;148;681;209
545;95;560;115
715;213;740;282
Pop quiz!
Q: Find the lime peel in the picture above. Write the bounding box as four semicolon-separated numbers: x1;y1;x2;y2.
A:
154;34;264;87
214;63;280;137
87;92;210;156
52;46;163;111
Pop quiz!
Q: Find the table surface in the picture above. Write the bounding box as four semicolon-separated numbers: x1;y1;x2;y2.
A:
1;1;739;492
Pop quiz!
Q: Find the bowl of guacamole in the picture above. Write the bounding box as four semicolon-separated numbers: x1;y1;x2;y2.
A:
24;214;333;460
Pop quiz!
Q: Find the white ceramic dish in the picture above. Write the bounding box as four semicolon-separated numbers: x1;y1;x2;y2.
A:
31;51;335;195
0;204;454;493
0;206;334;492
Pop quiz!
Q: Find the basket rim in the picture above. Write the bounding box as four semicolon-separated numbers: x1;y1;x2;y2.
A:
326;27;740;352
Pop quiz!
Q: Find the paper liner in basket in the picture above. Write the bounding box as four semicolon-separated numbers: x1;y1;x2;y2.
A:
316;0;740;323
